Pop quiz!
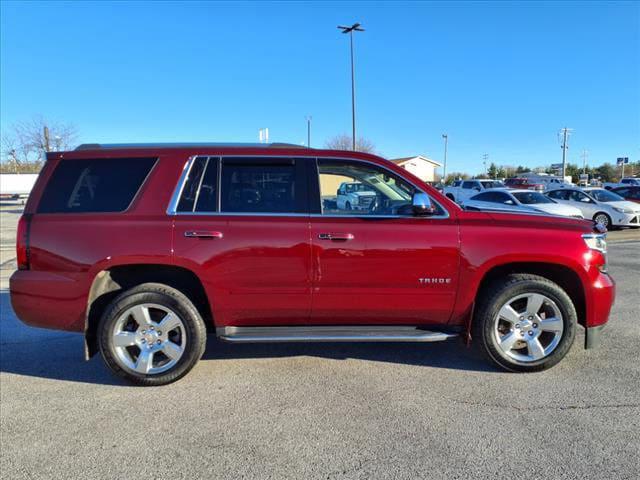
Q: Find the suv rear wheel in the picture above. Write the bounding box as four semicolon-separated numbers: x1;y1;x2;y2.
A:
98;283;207;385
473;274;577;372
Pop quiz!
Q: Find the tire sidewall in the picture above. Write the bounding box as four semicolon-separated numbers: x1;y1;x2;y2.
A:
480;279;577;372
98;286;206;385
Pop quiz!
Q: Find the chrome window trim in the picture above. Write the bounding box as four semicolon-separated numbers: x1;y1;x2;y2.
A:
166;154;450;220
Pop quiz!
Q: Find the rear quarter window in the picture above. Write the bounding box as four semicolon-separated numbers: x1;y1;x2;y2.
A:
38;158;156;213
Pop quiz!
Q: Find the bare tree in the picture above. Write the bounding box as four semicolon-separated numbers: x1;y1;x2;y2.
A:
325;134;376;153
1;116;78;166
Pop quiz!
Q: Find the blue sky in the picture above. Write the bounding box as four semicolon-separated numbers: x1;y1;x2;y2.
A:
1;0;638;174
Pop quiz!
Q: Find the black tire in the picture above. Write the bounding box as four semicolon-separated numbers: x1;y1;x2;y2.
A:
345;201;352;210
473;274;577;372
593;212;612;229
98;283;207;386
446;194;455;201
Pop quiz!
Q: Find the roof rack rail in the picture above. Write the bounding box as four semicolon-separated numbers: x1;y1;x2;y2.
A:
74;142;308;151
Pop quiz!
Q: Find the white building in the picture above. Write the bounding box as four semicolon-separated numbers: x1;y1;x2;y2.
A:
389;156;442;183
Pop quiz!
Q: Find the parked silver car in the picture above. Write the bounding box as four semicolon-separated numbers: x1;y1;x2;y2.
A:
545;187;640;228
462;189;584;218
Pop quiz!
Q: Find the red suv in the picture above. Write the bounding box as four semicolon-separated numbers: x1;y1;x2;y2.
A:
10;144;615;385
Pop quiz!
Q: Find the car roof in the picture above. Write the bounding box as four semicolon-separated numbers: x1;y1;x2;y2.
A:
46;143;387;164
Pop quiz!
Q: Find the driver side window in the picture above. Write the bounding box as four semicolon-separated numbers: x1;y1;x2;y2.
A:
317;159;418;216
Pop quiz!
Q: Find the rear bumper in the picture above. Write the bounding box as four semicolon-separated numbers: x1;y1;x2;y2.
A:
9;270;87;332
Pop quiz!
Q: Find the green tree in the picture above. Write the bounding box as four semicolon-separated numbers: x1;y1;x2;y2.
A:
596;163;617;182
487;162;498;179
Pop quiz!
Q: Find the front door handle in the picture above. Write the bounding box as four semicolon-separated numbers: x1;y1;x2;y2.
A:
318;233;354;241
184;231;224;239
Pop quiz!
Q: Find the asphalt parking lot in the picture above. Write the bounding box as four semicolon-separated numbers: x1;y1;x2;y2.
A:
1;203;639;480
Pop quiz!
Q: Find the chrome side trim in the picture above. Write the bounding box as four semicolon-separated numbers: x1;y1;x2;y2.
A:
216;326;457;343
166;155;198;215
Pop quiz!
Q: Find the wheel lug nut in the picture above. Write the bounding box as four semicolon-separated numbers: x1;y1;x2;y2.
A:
141;330;146;334
528;331;534;336
149;326;154;330
515;324;520;328
533;323;538;328
141;339;146;343
519;316;524;320
157;331;162;336
528;316;533;320
157;339;162;345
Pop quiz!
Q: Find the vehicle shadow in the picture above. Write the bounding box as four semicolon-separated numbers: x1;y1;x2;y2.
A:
0;291;495;387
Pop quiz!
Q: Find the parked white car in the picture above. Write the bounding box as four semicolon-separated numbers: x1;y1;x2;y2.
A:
443;179;505;203
545;187;640;228
462;189;584;218
603;178;640;190
336;182;377;211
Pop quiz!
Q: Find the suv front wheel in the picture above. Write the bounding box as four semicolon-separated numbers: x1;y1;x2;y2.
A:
474;274;577;372
98;283;207;385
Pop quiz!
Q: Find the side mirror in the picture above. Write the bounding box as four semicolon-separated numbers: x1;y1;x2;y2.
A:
412;192;436;216
474;187;481;191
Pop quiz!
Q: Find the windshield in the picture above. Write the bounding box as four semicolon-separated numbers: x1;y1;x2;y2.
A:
589;189;624;202
480;181;505;189
512;191;554;204
346;183;375;194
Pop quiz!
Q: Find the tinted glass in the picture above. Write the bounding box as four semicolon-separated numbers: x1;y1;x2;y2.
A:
462;181;475;189
589;189;624;202
38;158;156;213
472;191;509;203
221;160;297;213
547;190;567;200
513;191;554;204
479;181;505;189
176;157;219;213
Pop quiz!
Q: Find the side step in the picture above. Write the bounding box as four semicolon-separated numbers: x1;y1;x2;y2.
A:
217;326;457;343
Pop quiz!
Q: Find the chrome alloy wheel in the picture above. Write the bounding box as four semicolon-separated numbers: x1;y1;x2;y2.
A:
594;213;610;228
110;303;187;375
493;293;564;363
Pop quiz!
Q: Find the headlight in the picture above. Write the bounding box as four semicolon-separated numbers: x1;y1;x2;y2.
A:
582;233;608;272
613;207;634;213
582;233;607;252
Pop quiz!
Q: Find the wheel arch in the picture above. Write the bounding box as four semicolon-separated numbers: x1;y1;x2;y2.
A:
84;264;212;359
466;261;586;343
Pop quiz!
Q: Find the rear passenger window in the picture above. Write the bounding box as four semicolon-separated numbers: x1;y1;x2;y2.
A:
38;158;156;213
177;157;219;213
220;159;300;213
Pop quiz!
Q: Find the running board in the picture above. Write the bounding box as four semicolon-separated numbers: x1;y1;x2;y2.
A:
216;326;457;343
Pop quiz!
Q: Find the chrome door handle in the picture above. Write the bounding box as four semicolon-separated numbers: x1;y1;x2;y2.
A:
318;233;354;241
184;231;224;239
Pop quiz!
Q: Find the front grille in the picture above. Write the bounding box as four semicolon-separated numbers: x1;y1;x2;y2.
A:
358;196;374;207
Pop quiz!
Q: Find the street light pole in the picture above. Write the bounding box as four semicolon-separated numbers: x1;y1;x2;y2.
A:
442;134;448;183
306;116;312;148
338;23;364;151
483;153;489;177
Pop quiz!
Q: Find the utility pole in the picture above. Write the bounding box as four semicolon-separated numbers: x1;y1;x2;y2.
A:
559;127;573;179
442;134;448;184
306;116;312;148
338;23;364;151
43;126;51;152
581;149;588;175
482;153;489;177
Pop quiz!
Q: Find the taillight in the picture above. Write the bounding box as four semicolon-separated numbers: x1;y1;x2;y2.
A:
16;215;31;270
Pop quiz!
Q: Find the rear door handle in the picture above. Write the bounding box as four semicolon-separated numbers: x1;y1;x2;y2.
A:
318;233;354;241
184;231;224;239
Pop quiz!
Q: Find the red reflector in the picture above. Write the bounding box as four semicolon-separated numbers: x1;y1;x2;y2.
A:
16;215;30;270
